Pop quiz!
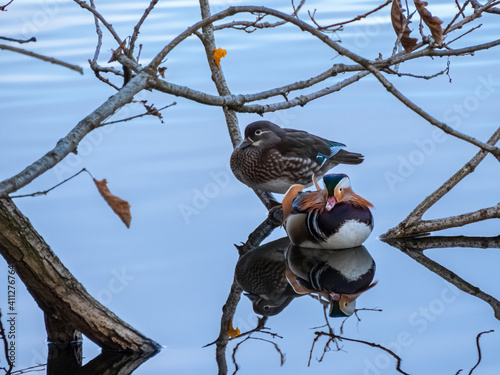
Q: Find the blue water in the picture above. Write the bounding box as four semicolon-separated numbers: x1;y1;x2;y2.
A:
1;0;499;374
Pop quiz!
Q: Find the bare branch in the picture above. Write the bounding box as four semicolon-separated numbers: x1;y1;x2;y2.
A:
0;44;83;74
101;102;176;126
0;0;13;11
0;36;36;44
73;0;123;46
215;0;306;32
210;217;279;374
128;0;159;57
383;235;500;251
469;330;494;374
311;331;410;375
383;127;500;237
10;168;90;199
0;72;150;197
364;66;500;159
309;0;392;30
444;0;471;34
383;238;500;320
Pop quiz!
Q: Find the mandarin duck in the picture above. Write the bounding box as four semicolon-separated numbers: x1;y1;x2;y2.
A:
282;173;374;250
230;121;364;194
286;245;377;317
235;237;299;316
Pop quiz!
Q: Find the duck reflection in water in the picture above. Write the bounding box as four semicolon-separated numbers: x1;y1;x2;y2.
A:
235;237;300;316
286;244;377;317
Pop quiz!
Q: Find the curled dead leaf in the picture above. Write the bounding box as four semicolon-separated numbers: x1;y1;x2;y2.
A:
93;178;132;228
158;66;167;78
213;47;227;67
391;0;418;53
414;0;444;46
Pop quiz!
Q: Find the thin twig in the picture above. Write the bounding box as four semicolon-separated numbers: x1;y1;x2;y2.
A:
469;330;494;375
0;0;13;11
314;331;410;375
101;102;176;126
0;36;36;44
128;0;159;57
309;0;392;30
0;44;83;74
87;0;121;89
446;24;482;46
385;64;449;80
73;0;123;46
10;168;91;198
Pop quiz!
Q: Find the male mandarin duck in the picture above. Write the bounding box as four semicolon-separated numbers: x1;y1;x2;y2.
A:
235;237;299;316
230;121;364;194
282;173;374;250
286;245;377;317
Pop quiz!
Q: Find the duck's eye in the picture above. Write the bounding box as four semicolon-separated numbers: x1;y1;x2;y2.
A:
339;188;343;192
263;305;271;311
255;129;263;136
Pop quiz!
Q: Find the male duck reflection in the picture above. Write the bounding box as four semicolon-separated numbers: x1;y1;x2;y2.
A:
235;237;299;316
286;245;377;317
230;121;364;194
282;173;374;249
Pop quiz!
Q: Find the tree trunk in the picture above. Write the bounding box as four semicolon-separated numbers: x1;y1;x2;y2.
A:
0;198;160;353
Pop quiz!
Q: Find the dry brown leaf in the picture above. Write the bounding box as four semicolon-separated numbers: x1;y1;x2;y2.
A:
93;178;131;228
391;0;418;53
158;66;167;78
414;0;444;46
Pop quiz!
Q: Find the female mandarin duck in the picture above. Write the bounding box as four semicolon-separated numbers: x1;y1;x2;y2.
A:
282;173;374;250
235;237;299;316
230;121;363;194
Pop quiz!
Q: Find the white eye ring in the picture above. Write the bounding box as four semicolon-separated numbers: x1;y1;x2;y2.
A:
339;188;343;192
255;129;262;136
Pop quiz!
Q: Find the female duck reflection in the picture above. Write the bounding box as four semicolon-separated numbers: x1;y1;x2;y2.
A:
235;237;377;317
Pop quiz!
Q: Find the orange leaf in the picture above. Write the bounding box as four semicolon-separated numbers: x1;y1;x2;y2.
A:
227;320;240;338
213;47;227;66
391;0;418;53
414;0;443;46
93;178;131;228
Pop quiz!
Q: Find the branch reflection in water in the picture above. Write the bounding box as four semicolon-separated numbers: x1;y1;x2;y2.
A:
222;235;380;374
383;235;500;320
214;230;500;374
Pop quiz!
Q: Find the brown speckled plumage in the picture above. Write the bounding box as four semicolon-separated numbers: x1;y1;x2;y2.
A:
230;121;363;193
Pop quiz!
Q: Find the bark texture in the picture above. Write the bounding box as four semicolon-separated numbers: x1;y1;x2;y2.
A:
0;198;160;353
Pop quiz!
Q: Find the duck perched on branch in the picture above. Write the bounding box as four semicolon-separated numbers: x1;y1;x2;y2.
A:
230;121;364;194
282;173;374;250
